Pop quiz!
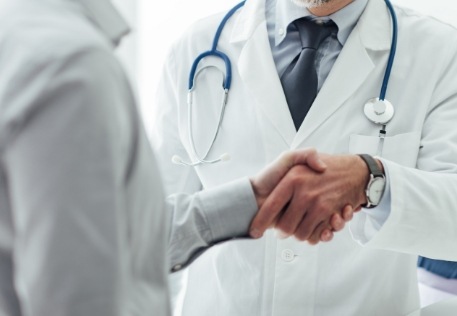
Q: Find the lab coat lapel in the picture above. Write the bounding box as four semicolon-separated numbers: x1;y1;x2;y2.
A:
232;0;296;148
292;0;392;148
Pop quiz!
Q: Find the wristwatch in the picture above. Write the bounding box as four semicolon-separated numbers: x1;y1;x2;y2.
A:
358;154;386;208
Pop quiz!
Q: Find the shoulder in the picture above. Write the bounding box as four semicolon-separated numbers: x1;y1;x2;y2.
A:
170;12;226;54
0;2;129;148
0;1;116;68
170;8;243;56
0;0;126;89
0;1;125;104
181;12;228;42
394;5;457;49
390;4;457;76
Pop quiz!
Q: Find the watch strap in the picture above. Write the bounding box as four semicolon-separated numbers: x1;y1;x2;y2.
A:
358;154;385;208
358;154;383;178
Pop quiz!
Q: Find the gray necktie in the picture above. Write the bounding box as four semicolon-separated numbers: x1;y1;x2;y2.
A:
281;19;337;130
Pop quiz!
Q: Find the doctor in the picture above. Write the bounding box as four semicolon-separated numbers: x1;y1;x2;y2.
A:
0;0;352;315
153;0;457;315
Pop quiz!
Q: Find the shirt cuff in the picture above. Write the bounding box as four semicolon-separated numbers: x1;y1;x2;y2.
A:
198;177;258;243
168;177;258;272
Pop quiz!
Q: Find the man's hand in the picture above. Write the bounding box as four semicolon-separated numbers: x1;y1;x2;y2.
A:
249;150;356;242
250;154;370;243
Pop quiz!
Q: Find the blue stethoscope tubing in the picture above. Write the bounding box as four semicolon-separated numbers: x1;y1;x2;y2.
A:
380;0;398;101
174;0;398;166
188;1;246;92
174;1;246;166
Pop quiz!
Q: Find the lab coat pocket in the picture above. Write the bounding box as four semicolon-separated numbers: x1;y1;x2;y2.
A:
349;132;421;167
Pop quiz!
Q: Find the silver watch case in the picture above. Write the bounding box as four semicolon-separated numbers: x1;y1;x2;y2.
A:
365;174;386;208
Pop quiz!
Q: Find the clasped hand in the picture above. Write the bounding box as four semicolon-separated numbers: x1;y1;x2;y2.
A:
249;149;369;244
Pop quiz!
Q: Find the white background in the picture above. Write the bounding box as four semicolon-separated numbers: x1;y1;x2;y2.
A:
112;0;457;131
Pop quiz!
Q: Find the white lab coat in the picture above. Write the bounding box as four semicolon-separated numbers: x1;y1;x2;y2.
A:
153;0;457;315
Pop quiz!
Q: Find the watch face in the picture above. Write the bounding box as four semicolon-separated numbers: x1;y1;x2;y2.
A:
368;177;386;205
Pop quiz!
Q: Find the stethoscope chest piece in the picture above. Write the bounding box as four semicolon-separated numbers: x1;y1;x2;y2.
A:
364;98;395;125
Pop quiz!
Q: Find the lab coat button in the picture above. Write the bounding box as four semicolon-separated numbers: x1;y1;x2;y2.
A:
281;249;295;262
278;28;285;36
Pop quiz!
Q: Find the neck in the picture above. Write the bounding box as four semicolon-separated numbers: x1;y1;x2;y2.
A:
308;0;354;16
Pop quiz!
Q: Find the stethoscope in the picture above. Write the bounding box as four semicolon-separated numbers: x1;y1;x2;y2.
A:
172;0;398;166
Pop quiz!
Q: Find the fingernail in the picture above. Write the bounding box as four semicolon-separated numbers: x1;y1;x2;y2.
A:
323;231;331;241
336;218;343;227
250;229;263;239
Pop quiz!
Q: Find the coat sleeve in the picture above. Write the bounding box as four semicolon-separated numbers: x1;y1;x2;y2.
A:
166;178;258;272
2;48;133;316
353;41;457;260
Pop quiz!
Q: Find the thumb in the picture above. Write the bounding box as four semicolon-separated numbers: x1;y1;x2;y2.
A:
291;148;327;173
250;148;326;200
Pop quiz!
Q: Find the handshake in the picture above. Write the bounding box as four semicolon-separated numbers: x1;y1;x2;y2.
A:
248;149;379;244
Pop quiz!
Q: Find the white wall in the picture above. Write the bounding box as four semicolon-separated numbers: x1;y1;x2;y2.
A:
138;0;457;131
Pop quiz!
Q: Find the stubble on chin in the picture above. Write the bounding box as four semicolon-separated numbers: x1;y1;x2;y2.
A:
290;0;332;9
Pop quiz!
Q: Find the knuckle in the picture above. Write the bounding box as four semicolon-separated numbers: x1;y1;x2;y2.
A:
301;190;316;203
315;195;327;207
288;168;302;181
309;190;320;201
299;192;310;204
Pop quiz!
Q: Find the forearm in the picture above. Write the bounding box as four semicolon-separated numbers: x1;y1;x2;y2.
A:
359;159;457;260
167;178;258;272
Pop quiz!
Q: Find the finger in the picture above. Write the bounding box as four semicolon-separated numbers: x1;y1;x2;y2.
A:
249;179;294;238
274;197;310;239
354;205;363;212
292;148;327;173
320;229;334;242
307;220;331;244
273;205;291;239
273;149;326;178
330;213;345;232
293;203;323;241
342;205;354;222
250;149;325;200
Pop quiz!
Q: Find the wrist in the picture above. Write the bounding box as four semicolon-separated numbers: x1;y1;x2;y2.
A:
357;154;386;208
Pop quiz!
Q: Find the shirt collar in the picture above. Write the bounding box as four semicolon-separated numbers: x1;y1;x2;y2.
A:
75;0;130;46
274;0;368;46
